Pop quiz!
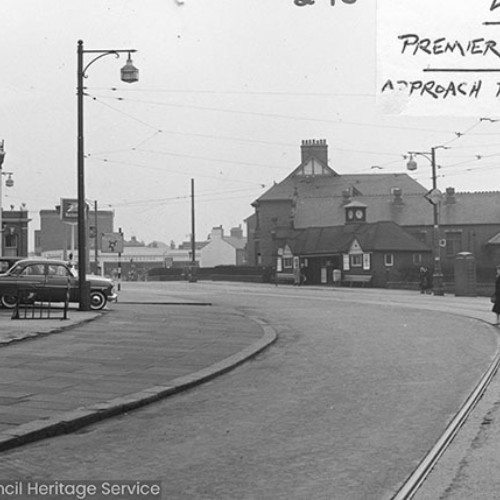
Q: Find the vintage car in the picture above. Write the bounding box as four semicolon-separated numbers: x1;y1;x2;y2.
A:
0;259;117;310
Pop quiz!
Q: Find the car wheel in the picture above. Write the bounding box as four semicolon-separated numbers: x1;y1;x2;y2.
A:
1;294;18;309
90;291;107;310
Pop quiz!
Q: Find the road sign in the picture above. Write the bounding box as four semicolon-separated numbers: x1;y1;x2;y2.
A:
424;188;443;206
60;198;79;222
101;232;124;253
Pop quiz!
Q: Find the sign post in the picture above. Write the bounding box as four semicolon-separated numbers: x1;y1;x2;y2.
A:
101;230;124;291
60;198;79;263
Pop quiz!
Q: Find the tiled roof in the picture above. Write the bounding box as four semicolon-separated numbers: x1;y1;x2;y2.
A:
254;169;500;227
295;193;432;227
294;191;500;228
223;237;247;250
255;173;426;203
439;192;500;225
288;221;430;256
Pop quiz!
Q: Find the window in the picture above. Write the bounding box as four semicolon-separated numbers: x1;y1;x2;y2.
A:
283;258;293;269
21;264;45;276
343;254;350;270
295;159;332;177
413;253;422;266
363;253;371;270
4;232;17;249
47;265;70;277
415;231;427;244
445;231;462;257
351;254;363;267
384;254;394;266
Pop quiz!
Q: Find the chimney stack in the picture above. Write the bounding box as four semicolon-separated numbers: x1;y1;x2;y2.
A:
392;188;403;205
342;188;351;205
230;225;243;239
301;139;328;165
445;187;456;204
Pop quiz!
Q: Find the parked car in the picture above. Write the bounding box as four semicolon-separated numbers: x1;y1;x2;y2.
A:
0;259;117;310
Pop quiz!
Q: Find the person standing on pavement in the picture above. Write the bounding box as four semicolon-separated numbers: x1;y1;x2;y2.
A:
419;266;427;294
300;264;307;286
419;266;432;294
293;264;301;286
492;266;500;324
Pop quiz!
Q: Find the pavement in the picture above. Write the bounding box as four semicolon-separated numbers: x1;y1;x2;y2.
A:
0;288;277;453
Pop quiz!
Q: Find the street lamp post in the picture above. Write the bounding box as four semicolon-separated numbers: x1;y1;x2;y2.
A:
0;141;14;258
77;40;138;310
406;146;445;296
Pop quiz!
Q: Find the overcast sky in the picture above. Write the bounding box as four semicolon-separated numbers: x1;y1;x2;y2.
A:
2;0;500;249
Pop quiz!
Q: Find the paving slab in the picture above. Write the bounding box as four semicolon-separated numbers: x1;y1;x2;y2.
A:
0;298;276;451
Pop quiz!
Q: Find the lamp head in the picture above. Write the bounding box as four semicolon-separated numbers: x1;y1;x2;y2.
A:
120;53;139;84
406;155;417;171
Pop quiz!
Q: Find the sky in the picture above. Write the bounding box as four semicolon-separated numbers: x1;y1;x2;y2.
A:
3;0;500;250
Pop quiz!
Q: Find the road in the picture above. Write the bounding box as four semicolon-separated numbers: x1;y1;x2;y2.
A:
0;282;496;500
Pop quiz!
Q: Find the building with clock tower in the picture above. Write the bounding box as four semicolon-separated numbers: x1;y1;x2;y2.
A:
246;138;500;289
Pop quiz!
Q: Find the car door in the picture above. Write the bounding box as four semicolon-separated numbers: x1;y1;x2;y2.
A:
45;263;74;303
12;263;47;301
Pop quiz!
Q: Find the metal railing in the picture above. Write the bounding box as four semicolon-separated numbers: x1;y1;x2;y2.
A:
11;285;69;320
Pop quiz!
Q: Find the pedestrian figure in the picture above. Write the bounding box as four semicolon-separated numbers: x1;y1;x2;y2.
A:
270;265;278;287
300;264;307;286
293;265;301;286
419;266;431;294
492;266;500;325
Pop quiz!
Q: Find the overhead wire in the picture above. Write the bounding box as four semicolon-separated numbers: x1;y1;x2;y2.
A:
87;93;433;160
86;156;268;187
88;91;458;135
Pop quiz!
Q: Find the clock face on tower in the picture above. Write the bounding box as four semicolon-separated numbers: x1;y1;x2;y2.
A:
355;209;364;220
347;210;354;220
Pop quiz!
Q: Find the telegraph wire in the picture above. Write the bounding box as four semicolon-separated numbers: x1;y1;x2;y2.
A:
102;86;375;98
89;92;457;135
87;94;433;160
106;187;262;209
134;148;287;171
86;156;268;187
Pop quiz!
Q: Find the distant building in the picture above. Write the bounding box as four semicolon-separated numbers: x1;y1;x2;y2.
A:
247;138;500;286
35;205;114;258
200;225;247;267
124;236;145;247
277;205;432;287
1;207;30;257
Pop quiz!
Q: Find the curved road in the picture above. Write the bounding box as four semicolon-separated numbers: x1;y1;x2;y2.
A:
0;282;496;500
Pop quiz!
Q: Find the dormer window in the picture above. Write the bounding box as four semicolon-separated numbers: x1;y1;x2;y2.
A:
294;158;333;177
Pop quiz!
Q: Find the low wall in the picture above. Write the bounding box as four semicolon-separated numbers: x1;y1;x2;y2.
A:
147;266;271;283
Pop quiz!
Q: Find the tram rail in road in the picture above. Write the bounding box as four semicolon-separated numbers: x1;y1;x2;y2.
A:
390;318;500;499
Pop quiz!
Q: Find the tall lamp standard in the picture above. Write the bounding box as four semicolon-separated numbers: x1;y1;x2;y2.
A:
406;146;445;296
0;141;14;258
77;40;138;310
